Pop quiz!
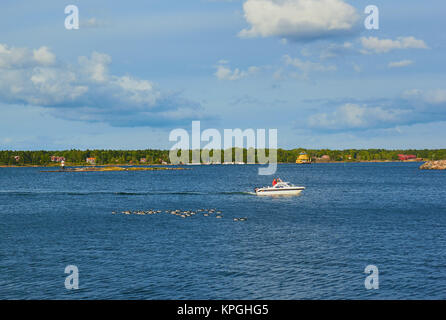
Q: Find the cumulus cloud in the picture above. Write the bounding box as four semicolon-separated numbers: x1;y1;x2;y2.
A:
0;44;53;68
388;60;414;68
0;43;203;127
239;0;360;41
78;52;111;83
214;61;260;80
33;46;56;66
361;36;428;54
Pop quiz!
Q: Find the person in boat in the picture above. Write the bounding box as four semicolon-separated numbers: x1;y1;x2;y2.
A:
277;178;282;183
272;178;277;186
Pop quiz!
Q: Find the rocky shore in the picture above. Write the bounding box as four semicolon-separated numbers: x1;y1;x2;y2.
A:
419;160;446;170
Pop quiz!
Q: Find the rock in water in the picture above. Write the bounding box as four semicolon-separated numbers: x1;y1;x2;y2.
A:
420;160;446;170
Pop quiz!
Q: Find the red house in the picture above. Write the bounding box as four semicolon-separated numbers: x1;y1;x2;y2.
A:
398;154;416;161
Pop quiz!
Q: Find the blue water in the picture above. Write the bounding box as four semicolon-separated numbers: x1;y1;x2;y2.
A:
0;163;445;299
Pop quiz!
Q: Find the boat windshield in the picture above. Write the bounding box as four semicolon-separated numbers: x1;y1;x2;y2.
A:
274;182;291;188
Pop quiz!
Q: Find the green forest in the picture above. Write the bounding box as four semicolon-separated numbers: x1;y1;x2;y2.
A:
1;148;445;166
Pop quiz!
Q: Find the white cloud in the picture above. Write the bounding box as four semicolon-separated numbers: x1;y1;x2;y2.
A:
388;60;414;68
214;61;259;80
309;103;408;130
283;54;336;77
0;43;203;127
215;65;246;80
361;36;428;54
320;41;355;59
239;0;359;41
0;44;39;68
78;52;111;83
33;46;56;66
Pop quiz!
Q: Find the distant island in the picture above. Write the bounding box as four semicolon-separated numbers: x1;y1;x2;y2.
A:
0;148;445;167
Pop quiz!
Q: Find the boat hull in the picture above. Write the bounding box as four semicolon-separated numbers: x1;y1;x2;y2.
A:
255;187;304;196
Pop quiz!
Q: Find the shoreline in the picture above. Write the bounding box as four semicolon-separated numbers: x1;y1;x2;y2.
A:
0;160;427;168
41;166;187;172
0;163;175;168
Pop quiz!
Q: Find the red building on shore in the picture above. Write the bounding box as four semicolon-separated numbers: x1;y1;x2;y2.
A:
398;154;417;161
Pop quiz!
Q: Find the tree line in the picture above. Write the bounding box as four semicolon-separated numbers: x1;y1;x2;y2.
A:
0;148;445;166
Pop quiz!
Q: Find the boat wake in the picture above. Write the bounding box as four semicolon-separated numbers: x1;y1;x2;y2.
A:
0;190;255;196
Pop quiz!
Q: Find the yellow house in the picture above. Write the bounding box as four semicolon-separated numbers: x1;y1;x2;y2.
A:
296;152;311;164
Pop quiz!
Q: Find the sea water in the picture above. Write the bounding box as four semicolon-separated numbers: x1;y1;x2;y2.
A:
0;163;445;299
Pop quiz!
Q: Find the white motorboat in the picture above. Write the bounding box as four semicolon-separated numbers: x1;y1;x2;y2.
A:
254;181;305;196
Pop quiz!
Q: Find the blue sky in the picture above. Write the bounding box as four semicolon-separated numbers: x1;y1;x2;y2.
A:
0;0;445;150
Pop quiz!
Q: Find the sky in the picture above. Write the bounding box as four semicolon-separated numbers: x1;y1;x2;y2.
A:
0;0;445;150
